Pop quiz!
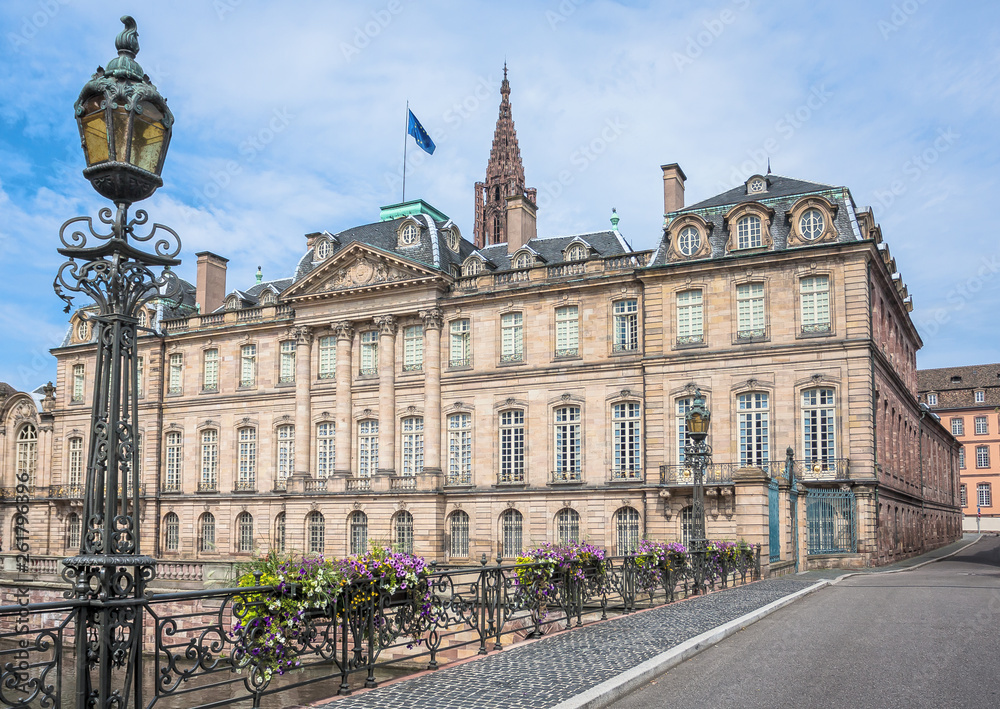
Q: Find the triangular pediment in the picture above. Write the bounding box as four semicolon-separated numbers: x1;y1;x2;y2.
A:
282;242;447;301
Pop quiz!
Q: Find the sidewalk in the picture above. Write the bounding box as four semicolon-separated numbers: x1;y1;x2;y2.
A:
793;533;984;581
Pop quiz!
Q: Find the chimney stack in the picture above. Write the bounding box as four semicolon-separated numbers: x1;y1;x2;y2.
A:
196;251;229;314
506;194;537;254
661;163;687;214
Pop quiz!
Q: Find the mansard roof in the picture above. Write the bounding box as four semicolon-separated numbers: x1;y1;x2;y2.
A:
685;174;836;210
475;230;630;271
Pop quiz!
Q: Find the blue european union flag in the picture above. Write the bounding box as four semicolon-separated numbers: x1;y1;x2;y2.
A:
407;109;436;155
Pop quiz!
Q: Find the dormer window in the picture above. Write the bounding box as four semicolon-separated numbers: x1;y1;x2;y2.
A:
566;244;587;261
226;295;240;311
260;291;276;306
316;239;332;260
747;177;766;194
512;252;533;269
737;215;762;249
678;226;701;256
787;196;838;246
137;310;147;328
399;223;419;246
444;227;461;252
463;258;483;277
76;320;89;341
799;209;825;240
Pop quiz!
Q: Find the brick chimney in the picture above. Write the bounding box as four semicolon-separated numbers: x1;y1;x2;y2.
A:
505;194;537;254
661;163;687;214
196;251;228;314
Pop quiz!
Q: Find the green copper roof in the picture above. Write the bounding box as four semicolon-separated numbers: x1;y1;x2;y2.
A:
379;199;450;223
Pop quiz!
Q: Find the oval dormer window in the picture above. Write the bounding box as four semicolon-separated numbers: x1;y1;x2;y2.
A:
446;229;461;252
799;209;825;240
77;320;89;341
401;224;419;245
316;239;331;259
678;226;701;256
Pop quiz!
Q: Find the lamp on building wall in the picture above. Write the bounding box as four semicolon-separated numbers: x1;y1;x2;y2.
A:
54;16;181;708
685;388;712;593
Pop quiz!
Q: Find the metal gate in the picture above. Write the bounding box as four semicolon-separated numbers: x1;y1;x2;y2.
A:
768;477;781;562
806;488;857;554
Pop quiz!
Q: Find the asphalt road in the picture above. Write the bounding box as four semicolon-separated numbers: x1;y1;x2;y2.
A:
612;536;1000;709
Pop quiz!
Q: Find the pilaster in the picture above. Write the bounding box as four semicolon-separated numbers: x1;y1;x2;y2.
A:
375;315;397;475
293;326;313;477
334;321;354;475
420;308;443;474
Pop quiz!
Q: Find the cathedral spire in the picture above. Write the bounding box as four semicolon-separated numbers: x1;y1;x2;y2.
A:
474;66;536;248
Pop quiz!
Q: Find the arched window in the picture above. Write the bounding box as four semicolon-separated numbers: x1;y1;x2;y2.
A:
512;252;533;269
199;512;216;553
307;511;325;554
556;508;580;544
275;512;286;553
67;512;81;550
394;510;414;554
164;512;180;552
349;511;367;555
449;510;470;558
237;512;254;553
615;507;641;554
566;243;586;261
16;424;37;488
500;509;523;558
463;259;483;277
680;506;693;547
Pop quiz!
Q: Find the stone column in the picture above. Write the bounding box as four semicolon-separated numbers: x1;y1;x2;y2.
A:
420;308;443;474
334;321;354;476
375;315;397;475
293;326;313;477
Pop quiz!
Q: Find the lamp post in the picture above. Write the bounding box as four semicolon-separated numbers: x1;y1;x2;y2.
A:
684;388;711;593
54;16;180;709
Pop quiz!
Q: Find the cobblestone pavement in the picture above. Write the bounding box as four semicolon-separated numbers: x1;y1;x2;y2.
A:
310;578;813;709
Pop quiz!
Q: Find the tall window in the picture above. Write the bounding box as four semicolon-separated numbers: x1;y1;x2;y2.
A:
164;512;179;551
237;512;254;553
199;513;216;552
67;513;81;550
16;424;37;488
165;431;182;491
976;445;990;468
393;511;414;554
959;446;966;469
613;402;641;479
800;276;831;333
616;507;641;554
403;325;423;371
555;306;579;357
240;344;257;387
554;406;582;481
556;508;580;544
951;418;965;436
677;397;692;464
975;416;989;435
276;425;295;482
738;393;769;467
499;410;525;484
237;427;256;490
676;290;704;344
358;420;379;477
450;319;471;367
307;511;325;554
680;506;693;547
203;348;219;391
360;331;378;375
279;341;296;383
501;312;524;363
802;388;836;465
318;336;336;379
613;299;639;352
500;509;523;558
316;422;335;478
68;437;84;488
275;512;286;553
137;355;145;397
736;215;762;249
978;482;992;507
72;364;85;402
349;511;368;555
736;283;766;339
200;429;218;490
168;353;183;394
450;510;470;557
960;484;967;508
448;413;472;484
401;417;424;476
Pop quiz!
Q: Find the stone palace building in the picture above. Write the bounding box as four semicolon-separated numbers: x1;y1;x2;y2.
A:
0;71;962;580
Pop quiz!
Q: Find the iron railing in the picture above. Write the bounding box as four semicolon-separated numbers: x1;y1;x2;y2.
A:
806;488;857;554
659;463;741;485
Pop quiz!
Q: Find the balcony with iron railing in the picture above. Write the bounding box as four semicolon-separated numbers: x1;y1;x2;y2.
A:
233;480;257;493
446;472;474;487
659;459;853;485
551;469;583;484
610;468;644;483
197;481;218;493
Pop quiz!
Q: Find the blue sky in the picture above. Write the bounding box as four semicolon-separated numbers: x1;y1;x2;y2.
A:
1;0;997;391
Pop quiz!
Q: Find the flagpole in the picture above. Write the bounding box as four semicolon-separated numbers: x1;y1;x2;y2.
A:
402;100;408;203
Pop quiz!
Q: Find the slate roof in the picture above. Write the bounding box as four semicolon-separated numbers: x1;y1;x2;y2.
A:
685;175;836;210
475;230;630;271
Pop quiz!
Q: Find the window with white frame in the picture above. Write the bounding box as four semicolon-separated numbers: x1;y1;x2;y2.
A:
394;511;414;554
450;319;471;367
360;330;378;375
318;336;336;379
738;393;769;467
678;226;701;256
67;512;81;550
566;243;587;261
72;364;85;402
975;416;988;435
279;341;296;383
554;406;582;481
199;513;216;552
17;425;37;488
401;416;424;476
137;355;144;397
358;420;379;477
203;348;219;391
237;512;254;553
316;238;332;259
400;223;419;245
308;511;325;554
168;353;183;394
613;402;642;479
676;290;703;345
77;320;88;341
450;510;470;557
512;252;533;269
403;325;423;371
501;312;524;363
952;418;965;436
975;390;985;403
349;511;367;555
736;283;766;339
448;413;472;484
68;436;83;488
165;431;182;491
680;506;693;547
736;215;762;249
499;410;525;484
237;427;256;490
275;512;286;552
463;259;482;277
976;445;990;468
800;276;831;333
927;393;938;405
500;509;522;558
316;422;335;478
676;398;693;465
960;484;967;507
616;507;640;554
164;512;179;551
977;482;992;507
799;209;825;240
613;299;639;352
960;446;966;469
276;424;295;482
556;508;580;544
802;388;837;466
240;344;256;387
555;306;579;357
200;429;218;490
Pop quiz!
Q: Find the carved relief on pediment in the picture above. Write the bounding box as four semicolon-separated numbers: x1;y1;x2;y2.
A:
320;256;412;292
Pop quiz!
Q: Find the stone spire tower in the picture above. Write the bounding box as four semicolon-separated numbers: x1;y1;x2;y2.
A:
474;65;537;248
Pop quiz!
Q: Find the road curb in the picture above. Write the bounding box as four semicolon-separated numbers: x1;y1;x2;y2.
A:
552;580;830;709
824;534;984;585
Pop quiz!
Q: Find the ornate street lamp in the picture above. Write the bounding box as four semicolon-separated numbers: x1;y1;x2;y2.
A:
684;388;712;593
54;16;180;709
